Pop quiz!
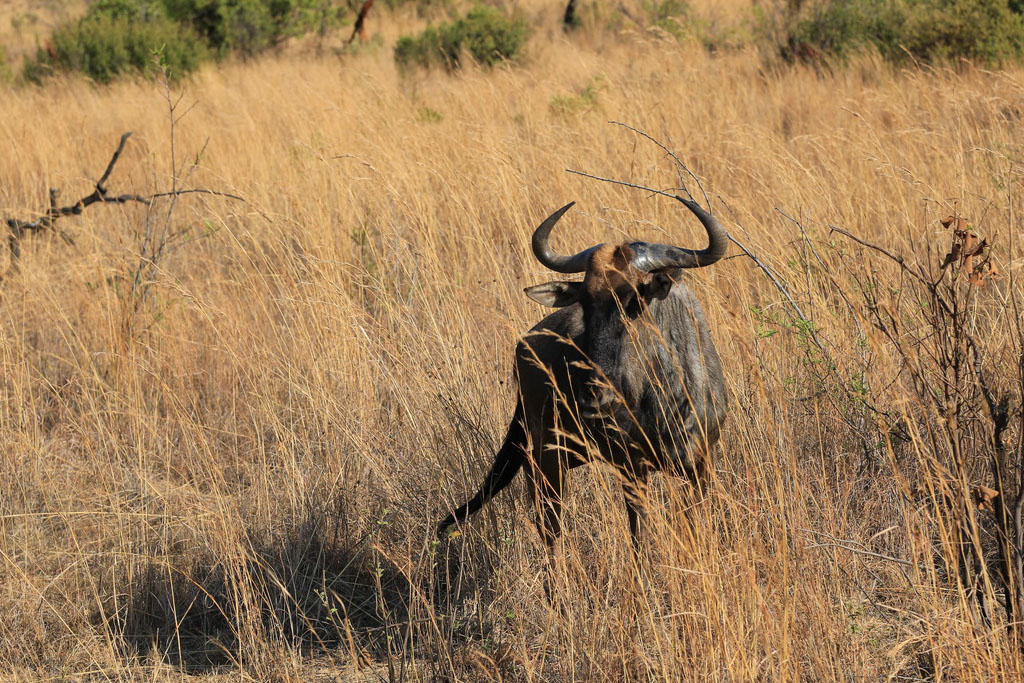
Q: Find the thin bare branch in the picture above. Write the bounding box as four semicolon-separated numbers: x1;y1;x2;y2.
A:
97;131;133;189
728;231;809;323
568;161;810;323
3;132;246;276
148;188;245;202
566;168;681;202
829;223;930;286
609;120;709;210
806;541;912;566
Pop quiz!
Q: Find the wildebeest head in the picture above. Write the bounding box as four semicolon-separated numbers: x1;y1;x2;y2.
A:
523;198;727;419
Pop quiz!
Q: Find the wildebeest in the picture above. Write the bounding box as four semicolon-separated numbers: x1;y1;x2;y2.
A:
438;197;728;546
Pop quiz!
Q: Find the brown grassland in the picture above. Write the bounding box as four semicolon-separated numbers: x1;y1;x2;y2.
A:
0;0;84;64
2;0;1024;680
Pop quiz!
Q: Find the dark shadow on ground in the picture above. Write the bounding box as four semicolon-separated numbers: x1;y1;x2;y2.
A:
102;502;506;674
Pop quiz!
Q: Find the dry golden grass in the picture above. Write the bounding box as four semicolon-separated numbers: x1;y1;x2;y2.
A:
2;5;1024;680
0;0;83;65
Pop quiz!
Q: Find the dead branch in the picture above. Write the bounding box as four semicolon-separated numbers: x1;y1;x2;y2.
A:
828;223;930;286
805;540;913;566
833;215;1024;635
2;132;244;276
608;120;712;212
347;0;376;45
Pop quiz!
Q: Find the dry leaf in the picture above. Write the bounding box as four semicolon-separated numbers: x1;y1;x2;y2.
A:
972;485;999;513
941;241;961;269
940;215;968;231
939;214;995;283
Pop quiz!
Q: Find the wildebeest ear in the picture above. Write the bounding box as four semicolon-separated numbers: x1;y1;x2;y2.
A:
523;281;582;307
643;269;680;301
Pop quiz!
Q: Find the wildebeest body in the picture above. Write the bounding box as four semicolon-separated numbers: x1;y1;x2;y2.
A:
518;284;725;475
438;198;728;545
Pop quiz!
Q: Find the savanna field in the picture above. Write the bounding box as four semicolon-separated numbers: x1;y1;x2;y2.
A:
2;0;1024;680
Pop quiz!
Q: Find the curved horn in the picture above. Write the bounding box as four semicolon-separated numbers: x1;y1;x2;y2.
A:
531;201;604;274
629;196;729;271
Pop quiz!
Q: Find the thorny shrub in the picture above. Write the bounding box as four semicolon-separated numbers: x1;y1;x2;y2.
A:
782;209;1024;636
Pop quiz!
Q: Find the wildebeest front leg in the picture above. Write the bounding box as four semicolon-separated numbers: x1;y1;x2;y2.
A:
524;452;565;547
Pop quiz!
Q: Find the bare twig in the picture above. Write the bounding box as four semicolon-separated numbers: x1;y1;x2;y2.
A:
4;132;146;269
805;541;912;566
2;131;244;277
568;146;812;325
609;120;710;211
828;223;930;286
566;168;682;202
728;229;809;323
148;188;245;202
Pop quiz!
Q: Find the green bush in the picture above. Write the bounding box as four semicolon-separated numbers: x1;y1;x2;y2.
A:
382;0;452;19
22;0;344;84
644;0;690;39
394;27;440;68
24;0;207;83
395;5;528;70
782;0;1024;65
899;0;1024;63
549;74;606;116
162;0;341;56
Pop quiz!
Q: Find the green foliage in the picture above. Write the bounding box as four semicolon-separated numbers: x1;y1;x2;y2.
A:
394;28;441;68
23;0;207;84
9;10;41;33
782;0;1024;65
644;0;689;38
21;0;344;84
449;6;527;66
416;106;443;122
382;0;452;19
162;0;342;56
549;74;606;115
900;0;1024;63
394;5;528;71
